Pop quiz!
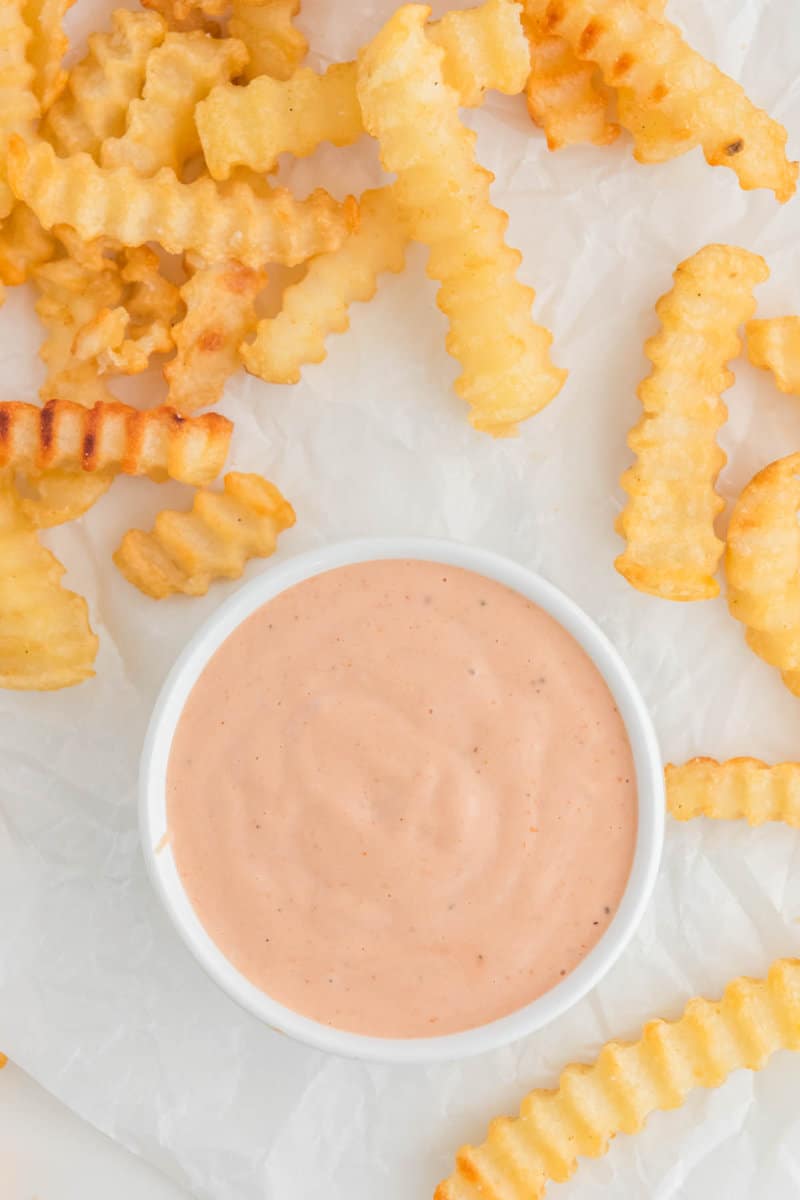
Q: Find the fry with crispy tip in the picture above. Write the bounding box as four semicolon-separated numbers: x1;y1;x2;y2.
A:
166;258;266;412
197;0;529;179
523;0;664;150
100;32;248;177
243;187;406;385
666;758;800;828
726;453;800;697
357;5;566;437
436;958;800;1199
229;0;306;82
42;9;167;157
8;137;356;269
616;244;768;601
747;317;800;396
114;472;295;597
0;481;98;690
522;0;798;201
0;399;231;486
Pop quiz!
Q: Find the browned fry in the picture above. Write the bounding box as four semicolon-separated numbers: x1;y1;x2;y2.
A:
165;258;266;412
114;471;295;597
0;399;231;486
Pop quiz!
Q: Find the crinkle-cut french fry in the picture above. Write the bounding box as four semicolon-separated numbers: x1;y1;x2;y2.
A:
0;481;98;690
524;31;618;150
33;256;124;405
198;0;529;179
197;62;362;180
725;453;800;698
747;317;800;397
523;0;663;150
243;187;406;385
16;468;114;528
357;6;566;437
666;758;800;828
165;258;265;412
0;203;55;286
100;33;248;178
0;399;232;485
427;0;530;108
436;958;800;1200
23;0;75;110
229;0;307;83
523;0;798;202
0;0;39;219
42;9;167;158
616;245;768;601
9;137;357;269
113;471;295;597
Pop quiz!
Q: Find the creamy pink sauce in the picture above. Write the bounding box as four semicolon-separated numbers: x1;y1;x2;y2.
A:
167;559;638;1038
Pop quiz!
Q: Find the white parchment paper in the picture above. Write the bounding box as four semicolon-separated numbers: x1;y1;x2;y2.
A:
2;0;800;1195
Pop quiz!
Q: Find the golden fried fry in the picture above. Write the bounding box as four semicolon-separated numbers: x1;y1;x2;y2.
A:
24;0;75;109
113;471;295;597
523;0;798;201
34;256;124;405
726;453;800;697
243;187;406;384
616;245;768;601
0;481;97;689
101;33;248;178
229;0;307;83
0;0;39;219
747;317;800;396
165;258;265;411
436;957;800;1200
42;9;167;157
9;137;357;268
197;62;362;180
198;0;529;178
523;0;663;150
0;202;54;286
357;5;565;437
525;32;618;150
666;758;800;828
427;0;531;108
0;399;232;485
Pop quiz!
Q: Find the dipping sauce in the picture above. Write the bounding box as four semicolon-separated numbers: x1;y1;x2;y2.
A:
167;559;638;1038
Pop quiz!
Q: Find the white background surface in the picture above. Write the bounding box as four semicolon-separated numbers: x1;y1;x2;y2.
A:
1;0;800;1197
0;1062;189;1199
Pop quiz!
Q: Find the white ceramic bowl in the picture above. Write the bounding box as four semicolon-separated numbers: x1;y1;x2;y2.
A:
140;538;664;1064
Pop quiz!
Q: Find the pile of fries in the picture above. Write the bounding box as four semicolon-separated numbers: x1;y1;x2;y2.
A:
2;2;800;1192
1;0;797;690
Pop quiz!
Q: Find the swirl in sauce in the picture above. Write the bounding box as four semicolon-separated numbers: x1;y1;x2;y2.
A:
167;559;638;1038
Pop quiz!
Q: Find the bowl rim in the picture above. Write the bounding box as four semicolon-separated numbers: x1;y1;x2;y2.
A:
140;537;664;1064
